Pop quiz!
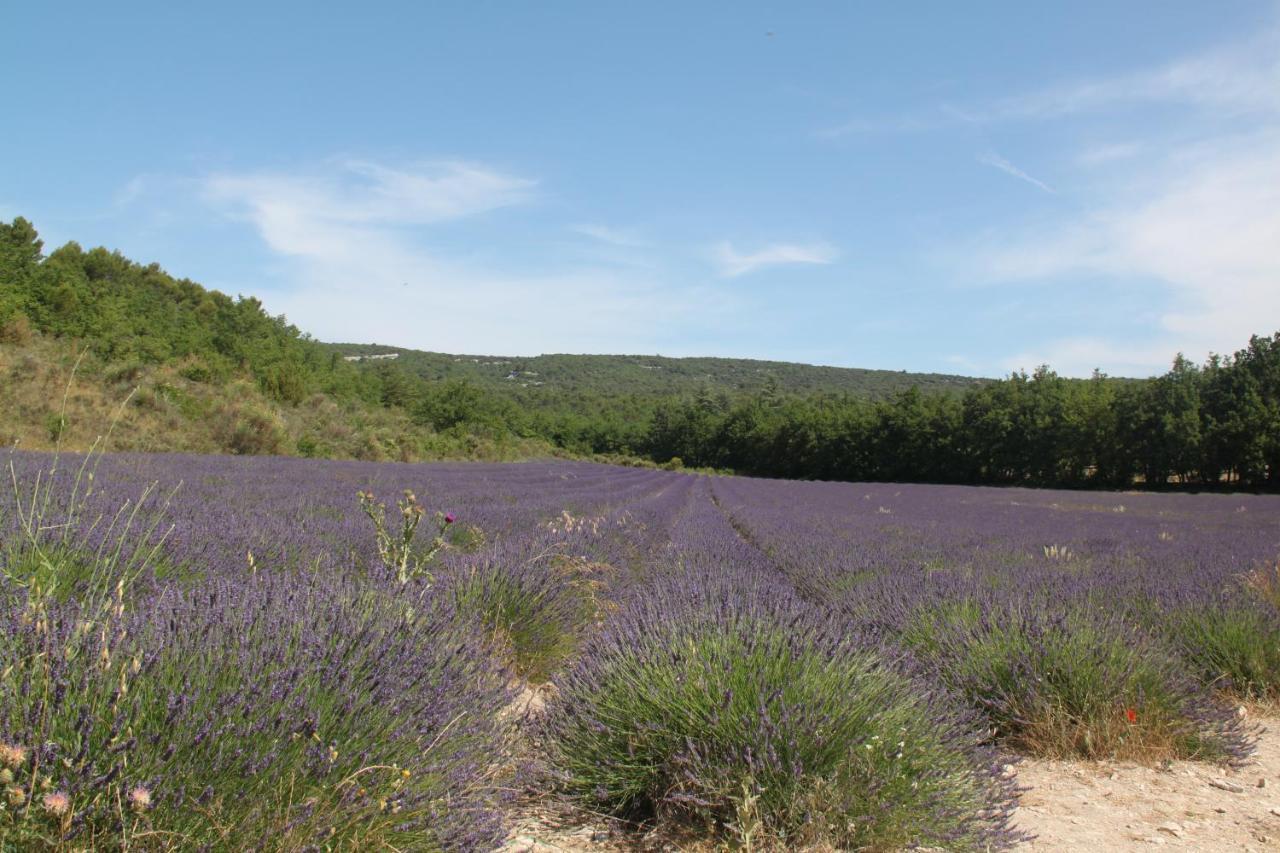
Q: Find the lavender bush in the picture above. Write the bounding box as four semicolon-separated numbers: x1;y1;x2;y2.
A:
540;574;1022;850
899;599;1251;762
1;451;515;850
442;548;609;683
3;577;515;850
1163;598;1280;699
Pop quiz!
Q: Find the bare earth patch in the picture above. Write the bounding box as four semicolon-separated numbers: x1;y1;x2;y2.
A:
1012;714;1280;851
503;714;1280;852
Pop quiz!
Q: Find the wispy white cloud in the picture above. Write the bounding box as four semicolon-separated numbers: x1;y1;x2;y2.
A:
814;111;951;139
977;151;1055;193
820;30;1280;138
935;26;1280;376
204;160;535;257
569;223;649;247
711;241;838;278
114;175;149;207
201;159;742;355
978;131;1280;375
1076;141;1144;167
982;35;1280;121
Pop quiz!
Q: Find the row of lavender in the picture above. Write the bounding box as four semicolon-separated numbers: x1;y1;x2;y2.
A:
4;450;1279;849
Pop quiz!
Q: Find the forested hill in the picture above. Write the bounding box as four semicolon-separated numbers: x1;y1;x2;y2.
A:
2;215;1277;489
327;346;985;400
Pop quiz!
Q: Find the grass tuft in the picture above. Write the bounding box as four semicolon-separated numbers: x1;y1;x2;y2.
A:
1165;602;1280;699
902;601;1251;763
445;554;608;683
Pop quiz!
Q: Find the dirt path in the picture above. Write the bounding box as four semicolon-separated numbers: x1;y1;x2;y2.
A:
1012;716;1280;851
502;716;1280;852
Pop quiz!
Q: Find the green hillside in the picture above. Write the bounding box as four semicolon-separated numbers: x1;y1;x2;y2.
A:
3;214;1276;488
328;345;986;400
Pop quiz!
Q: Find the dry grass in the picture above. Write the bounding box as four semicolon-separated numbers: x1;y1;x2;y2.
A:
1012;705;1201;764
1245;558;1280;612
0;333;551;461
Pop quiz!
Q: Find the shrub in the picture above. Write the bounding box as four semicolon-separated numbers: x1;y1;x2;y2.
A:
44;413;67;444
1;573;515;851
213;401;287;456
541;578;1019;850
1;453;515;850
0;312;33;345
1165;602;1280;699
444;553;607;683
178;362;213;384
296;433;321;457
105;361;146;385
902;601;1251;762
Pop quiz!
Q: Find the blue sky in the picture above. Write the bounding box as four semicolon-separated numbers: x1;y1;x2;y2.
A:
4;2;1279;377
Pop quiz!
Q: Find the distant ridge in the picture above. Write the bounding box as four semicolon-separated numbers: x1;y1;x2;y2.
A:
325;345;988;400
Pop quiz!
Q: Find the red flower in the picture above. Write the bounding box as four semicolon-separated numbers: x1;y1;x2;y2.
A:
1125;707;1137;724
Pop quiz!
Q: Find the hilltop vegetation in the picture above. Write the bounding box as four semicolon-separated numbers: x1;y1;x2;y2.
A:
330;344;983;398
2;215;1278;488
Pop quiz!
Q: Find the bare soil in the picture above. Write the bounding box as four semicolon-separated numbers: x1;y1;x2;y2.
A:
1012;713;1280;851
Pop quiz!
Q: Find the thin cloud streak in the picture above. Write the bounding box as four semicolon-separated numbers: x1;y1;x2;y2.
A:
570;223;650;247
983;35;1280;120
1076;142;1144;167
712;241;838;278
819;30;1280;138
977;152;1055;193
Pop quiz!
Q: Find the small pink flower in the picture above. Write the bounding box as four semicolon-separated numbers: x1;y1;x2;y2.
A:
444;513;456;525
128;786;152;812
42;791;71;816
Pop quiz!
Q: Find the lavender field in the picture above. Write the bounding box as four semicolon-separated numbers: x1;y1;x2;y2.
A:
4;450;1280;850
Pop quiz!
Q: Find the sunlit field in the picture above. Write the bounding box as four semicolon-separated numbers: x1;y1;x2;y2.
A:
4;451;1279;849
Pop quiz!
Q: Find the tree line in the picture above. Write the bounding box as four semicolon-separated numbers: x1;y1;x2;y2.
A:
642;344;1279;488
2;216;1276;487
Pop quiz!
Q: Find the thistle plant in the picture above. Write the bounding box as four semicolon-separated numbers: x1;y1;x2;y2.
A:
1;457;173;845
357;489;454;584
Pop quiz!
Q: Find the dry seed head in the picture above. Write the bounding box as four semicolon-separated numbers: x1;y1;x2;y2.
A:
0;743;27;769
127;786;151;812
42;791;71;817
